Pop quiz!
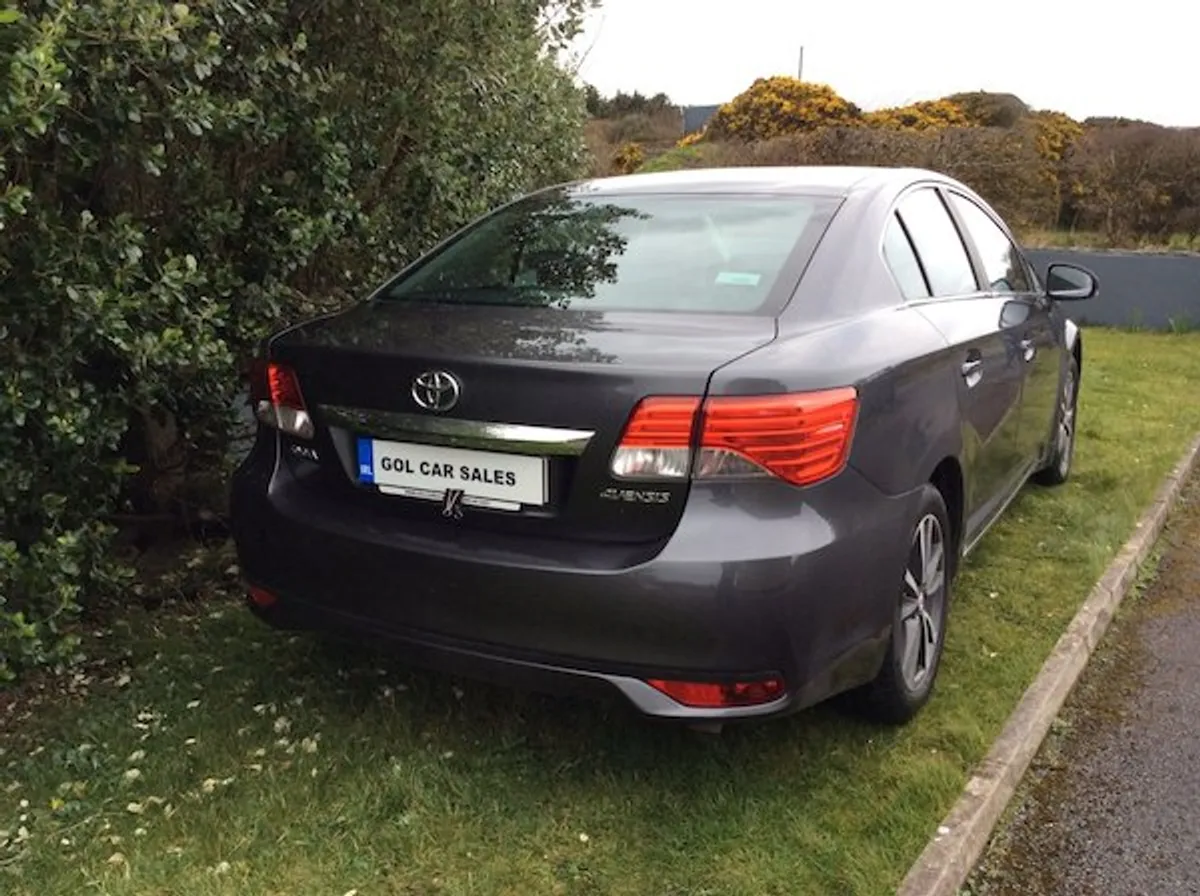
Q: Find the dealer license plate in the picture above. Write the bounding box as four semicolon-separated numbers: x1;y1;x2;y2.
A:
356;438;546;511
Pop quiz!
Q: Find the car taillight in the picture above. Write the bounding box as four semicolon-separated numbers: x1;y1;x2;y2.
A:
246;584;278;608
697;388;858;486
249;359;314;440
610;388;858;487
609;396;701;479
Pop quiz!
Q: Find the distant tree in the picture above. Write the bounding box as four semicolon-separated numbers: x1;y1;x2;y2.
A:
1070;125;1200;238
584;83;604;117
584;87;677;119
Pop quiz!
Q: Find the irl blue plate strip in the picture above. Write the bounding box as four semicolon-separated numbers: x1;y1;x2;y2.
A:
356;438;374;483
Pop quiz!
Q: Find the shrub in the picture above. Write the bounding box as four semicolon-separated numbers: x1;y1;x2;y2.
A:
611;142;645;175
1026;110;1085;227
1068;124;1200;239
604;110;682;146
704;77;861;142
590;71;1200;247
687;126;1051;229
944;91;1030;128
863;99;972;131
0;0;591;682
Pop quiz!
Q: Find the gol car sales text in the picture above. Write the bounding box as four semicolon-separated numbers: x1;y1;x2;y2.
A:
379;455;518;487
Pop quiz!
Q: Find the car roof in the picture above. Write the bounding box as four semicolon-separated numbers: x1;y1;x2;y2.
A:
569;165;954;198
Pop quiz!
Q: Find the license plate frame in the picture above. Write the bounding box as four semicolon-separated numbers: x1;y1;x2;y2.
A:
356;437;547;512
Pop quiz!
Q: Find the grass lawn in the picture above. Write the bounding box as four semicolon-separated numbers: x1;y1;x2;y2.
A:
4;329;1200;896
1018;228;1200;254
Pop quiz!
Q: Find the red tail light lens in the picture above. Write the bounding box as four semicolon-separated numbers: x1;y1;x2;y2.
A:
697;388;858;486
250;359;314;440
646;676;786;708
609;388;857;487
247;584;278;608
610;396;700;479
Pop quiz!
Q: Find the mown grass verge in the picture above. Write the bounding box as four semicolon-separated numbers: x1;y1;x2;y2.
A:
3;330;1200;896
1018;228;1200;254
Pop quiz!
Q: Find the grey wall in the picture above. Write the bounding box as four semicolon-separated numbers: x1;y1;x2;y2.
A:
1025;249;1200;330
682;105;720;135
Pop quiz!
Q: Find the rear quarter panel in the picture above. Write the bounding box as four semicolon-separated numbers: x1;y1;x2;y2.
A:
709;309;961;498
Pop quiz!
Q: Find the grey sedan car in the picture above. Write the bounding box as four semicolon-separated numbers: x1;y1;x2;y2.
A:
231;166;1096;725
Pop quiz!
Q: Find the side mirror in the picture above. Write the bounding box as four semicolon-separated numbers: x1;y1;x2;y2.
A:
1046;263;1098;301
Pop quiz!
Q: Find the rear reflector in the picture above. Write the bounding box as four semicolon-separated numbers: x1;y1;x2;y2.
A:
610;388;858;487
249;359;314;440
247;584;278;608
646;676;786;709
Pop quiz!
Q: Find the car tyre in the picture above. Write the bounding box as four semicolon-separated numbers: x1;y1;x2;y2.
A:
1032;357;1079;487
856;483;952;725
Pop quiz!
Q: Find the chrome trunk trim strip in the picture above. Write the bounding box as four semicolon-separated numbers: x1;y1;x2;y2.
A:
319;405;595;457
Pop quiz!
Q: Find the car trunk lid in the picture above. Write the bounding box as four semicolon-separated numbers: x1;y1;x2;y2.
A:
267;302;777;543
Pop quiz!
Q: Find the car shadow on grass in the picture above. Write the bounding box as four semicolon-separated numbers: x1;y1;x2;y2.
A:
252;621;892;777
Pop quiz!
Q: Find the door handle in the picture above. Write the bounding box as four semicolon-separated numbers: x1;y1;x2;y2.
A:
1019;338;1036;362
961;357;984;388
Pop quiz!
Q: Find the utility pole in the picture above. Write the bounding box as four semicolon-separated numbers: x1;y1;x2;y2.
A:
798;45;804;81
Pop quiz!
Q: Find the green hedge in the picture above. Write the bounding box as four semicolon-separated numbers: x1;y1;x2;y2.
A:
0;0;592;681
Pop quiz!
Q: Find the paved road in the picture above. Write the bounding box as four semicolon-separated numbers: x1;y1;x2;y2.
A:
969;473;1200;896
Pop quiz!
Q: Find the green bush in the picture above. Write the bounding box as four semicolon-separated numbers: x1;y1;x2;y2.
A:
0;0;592;681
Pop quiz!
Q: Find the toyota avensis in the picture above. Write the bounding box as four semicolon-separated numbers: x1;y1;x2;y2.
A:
231;166;1097;725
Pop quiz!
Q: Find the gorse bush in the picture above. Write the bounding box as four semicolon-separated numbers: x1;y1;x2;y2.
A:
611;142;646;175
696;126;1051;229
654;79;1200;240
705;77;862;141
0;0;593;681
863;99;973;132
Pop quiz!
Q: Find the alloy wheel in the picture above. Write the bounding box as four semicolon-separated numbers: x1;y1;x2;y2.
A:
899;512;946;691
1057;367;1077;478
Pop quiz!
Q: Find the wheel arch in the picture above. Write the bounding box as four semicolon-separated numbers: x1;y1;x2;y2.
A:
927;456;965;573
1065;317;1083;379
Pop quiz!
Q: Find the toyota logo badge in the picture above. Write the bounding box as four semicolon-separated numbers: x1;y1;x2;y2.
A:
411;370;462;413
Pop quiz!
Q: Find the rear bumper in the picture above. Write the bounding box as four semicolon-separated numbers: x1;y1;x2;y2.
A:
231;436;919;720
247;594;794;721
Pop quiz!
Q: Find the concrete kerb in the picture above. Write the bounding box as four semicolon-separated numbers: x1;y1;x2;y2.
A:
896;433;1200;896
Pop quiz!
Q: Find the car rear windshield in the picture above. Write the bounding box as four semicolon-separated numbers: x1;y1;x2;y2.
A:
380;190;840;314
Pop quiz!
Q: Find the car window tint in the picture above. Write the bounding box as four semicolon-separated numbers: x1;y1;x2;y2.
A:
947;193;1032;293
384;192;839;314
882;213;929;300
895;189;978;297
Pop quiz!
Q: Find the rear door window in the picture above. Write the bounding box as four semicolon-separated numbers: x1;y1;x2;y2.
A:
895;188;979;297
946;192;1033;293
882;213;930;300
384;191;840;315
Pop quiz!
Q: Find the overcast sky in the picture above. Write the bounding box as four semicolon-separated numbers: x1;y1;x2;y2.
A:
570;0;1194;127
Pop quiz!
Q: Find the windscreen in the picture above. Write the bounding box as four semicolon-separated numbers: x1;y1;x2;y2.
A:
382;190;839;314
